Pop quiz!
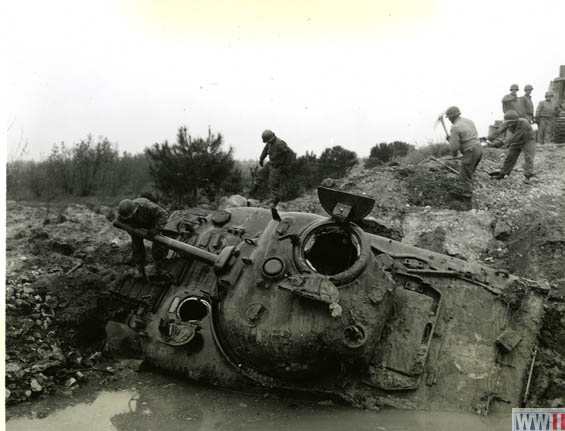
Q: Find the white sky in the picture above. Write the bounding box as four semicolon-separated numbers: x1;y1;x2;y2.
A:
4;0;565;161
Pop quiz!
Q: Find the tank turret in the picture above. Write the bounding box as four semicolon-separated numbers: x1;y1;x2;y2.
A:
108;188;548;414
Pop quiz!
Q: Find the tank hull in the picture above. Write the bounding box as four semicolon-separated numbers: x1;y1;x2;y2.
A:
109;206;547;414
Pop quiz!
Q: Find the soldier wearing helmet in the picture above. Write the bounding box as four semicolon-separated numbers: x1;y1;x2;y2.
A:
502;84;520;114
499;84;521;147
444;106;483;201
259;129;295;208
487;110;536;181
535;91;559;144
518;85;534;123
118;197;170;279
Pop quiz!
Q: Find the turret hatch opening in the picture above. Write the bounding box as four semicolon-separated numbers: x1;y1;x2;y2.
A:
303;225;361;275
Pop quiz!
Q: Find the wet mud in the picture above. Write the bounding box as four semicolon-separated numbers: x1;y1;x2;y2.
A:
6;371;509;431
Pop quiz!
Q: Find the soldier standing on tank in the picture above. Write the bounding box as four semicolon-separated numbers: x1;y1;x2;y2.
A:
487;110;536;182
259;129;295;208
444;106;483;200
117;197;170;279
518;84;534;123
535;91;559;144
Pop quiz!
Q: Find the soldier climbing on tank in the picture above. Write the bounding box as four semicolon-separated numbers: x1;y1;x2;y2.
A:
259;129;295;208
487;110;536;182
444;106;483;201
535;91;559;145
117;197;171;280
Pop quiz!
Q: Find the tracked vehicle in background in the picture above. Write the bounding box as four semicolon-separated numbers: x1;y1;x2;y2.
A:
107;188;548;415
549;65;565;143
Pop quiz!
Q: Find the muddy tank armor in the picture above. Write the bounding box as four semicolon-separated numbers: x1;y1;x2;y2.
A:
108;188;548;414
550;65;565;143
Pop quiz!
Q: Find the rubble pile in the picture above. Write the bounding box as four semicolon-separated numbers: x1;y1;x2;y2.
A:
5;203;131;405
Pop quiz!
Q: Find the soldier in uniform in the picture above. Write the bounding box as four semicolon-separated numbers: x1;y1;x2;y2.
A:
535;91;559;144
445;106;483;200
518;84;534;123
502;84;520;113
487;110;536;182
117;197;170;279
259;129;295;208
499;84;520;146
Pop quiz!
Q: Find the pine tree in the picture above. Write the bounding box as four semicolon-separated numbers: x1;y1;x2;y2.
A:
145;126;241;208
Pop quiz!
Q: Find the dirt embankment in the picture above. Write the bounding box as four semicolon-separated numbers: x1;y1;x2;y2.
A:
5;144;565;408
5;204;133;404
281;144;565;407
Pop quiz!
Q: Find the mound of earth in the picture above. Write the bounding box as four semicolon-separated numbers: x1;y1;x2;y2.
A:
5;204;133;404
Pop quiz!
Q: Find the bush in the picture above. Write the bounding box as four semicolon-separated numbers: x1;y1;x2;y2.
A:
365;141;414;168
318;146;358;179
400;142;452;166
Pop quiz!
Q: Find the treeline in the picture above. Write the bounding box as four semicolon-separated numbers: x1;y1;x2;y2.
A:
7;125;432;208
7;136;151;202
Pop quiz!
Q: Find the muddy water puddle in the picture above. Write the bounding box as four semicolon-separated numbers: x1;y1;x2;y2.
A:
6;371;508;431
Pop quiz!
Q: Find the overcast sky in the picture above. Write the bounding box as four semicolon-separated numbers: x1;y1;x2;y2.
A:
5;0;565;161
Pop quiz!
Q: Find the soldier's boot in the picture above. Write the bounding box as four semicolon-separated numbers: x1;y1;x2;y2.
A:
456;198;473;211
460;192;473;201
270;207;282;221
149;261;174;282
134;264;147;280
449;189;472;202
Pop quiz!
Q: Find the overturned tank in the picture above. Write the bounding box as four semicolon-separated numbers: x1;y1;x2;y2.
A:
549;65;565;143
108;188;548;414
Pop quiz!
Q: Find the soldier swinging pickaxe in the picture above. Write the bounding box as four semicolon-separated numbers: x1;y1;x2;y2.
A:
435;110;450;142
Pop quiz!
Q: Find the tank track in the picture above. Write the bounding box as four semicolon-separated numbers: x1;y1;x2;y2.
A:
554;111;565;143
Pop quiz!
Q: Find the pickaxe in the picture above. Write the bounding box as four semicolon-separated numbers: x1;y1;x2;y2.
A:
435;111;450;141
417;155;459;175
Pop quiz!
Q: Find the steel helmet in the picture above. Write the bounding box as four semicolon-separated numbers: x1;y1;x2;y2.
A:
503;110;520;121
524;84;533;91
118;199;138;220
545;91;554;97
510;84;519;91
261;129;275;143
445;106;461;118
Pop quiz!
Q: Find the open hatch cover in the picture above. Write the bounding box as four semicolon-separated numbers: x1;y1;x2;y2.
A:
318;187;375;223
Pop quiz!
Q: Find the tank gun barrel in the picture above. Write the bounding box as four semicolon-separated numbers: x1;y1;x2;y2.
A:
113;220;218;266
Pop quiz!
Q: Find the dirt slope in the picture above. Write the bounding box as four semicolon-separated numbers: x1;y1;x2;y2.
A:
281;144;565;408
